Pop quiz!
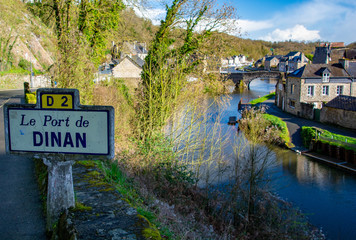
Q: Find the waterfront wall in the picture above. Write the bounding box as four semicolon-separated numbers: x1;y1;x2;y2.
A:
311;140;356;165
320;106;356;129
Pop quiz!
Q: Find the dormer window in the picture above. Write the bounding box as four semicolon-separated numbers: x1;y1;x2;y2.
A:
322;73;330;82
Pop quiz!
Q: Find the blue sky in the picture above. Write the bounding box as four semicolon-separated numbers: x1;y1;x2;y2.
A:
129;0;356;45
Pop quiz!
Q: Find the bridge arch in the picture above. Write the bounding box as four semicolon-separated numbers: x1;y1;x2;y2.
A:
227;71;283;89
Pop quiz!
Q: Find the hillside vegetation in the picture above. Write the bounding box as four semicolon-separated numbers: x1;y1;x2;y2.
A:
0;0;56;72
1;0;321;76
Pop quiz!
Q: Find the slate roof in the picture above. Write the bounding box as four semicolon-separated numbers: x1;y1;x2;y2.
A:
131;55;145;68
285;51;300;58
288;63;350;78
346;62;356;79
325;95;356;111
265;56;278;61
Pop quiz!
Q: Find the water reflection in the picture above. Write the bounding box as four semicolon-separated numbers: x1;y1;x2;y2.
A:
170;79;356;239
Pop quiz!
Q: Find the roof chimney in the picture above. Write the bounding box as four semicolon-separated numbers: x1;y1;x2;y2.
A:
339;59;349;70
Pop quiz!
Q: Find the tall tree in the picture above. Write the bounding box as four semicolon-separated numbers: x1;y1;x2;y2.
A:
137;0;236;139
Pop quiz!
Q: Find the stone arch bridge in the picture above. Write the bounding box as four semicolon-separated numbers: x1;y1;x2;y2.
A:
225;71;283;89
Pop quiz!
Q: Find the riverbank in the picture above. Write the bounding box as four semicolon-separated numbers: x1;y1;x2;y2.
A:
260;97;356;174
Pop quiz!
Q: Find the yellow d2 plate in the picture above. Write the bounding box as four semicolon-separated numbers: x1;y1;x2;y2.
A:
41;94;73;109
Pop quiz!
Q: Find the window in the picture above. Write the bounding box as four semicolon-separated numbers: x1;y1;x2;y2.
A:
322;73;330;82
289;100;295;108
322;85;329;95
307;86;314;96
290;84;295;94
337;85;343;95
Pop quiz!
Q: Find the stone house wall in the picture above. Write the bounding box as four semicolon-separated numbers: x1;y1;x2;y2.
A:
352;82;356;96
284;77;301;116
320;107;356;129
300;102;314;119
112;58;142;79
300;81;352;108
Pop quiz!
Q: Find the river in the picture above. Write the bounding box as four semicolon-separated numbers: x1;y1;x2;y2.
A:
173;79;356;240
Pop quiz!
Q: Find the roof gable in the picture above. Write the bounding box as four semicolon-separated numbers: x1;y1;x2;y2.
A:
289;63;351;79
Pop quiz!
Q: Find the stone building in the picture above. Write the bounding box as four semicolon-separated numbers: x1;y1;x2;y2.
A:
320;95;356;129
279;51;309;72
275;60;356;119
264;56;280;71
111;55;144;88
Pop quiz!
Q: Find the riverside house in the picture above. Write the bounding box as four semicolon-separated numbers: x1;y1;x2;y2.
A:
275;59;356;120
278;51;309;73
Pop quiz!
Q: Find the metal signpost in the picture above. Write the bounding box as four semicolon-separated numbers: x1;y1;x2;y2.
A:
3;88;115;229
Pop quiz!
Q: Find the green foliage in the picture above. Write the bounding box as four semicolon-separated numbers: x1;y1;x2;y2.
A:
78;0;125;64
249;92;276;105
305;53;313;61
0;67;29;76
25;92;36;104
0;31;18;71
239;108;291;147
301;126;356;151
301;126;317;148
139;0;218;140
18;59;31;71
262;113;291;146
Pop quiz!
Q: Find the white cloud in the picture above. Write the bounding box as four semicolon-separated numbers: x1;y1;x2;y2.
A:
238;19;273;32
261;24;321;42
263;0;356;43
132;7;166;25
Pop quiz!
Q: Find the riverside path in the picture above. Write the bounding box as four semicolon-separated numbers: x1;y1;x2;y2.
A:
261;97;356;148
0;89;46;239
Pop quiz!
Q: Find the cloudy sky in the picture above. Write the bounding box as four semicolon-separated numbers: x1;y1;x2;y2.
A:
130;0;356;45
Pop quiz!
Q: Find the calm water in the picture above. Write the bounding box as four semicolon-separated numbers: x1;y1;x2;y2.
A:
194;79;356;240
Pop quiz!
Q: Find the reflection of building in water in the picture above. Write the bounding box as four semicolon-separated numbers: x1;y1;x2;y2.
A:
281;152;343;188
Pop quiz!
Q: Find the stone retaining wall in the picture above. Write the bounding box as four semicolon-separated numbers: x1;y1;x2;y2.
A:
53;161;159;240
311;140;356;164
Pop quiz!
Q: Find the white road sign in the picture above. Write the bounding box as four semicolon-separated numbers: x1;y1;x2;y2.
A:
7;109;110;155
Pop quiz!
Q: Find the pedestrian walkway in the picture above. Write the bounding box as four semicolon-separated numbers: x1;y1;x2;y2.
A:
0;95;46;240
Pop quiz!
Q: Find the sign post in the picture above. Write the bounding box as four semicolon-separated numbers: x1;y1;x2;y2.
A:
3;88;115;230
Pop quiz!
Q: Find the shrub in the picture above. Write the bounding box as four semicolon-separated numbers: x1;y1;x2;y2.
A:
301;126;317;148
25;92;36;104
18;58;31;71
263;113;291;146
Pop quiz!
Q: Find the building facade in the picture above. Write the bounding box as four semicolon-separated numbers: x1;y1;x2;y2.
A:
276;61;356;119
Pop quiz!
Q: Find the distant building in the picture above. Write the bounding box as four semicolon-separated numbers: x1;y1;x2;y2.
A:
319;42;345;48
221;54;250;68
264;56;280;71
111;41;148;61
279;51;309;72
112;55;144;80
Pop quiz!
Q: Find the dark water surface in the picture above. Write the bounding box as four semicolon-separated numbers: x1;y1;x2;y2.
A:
210;79;356;240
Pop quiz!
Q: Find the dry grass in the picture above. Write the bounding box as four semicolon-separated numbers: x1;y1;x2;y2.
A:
93;82;136;152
